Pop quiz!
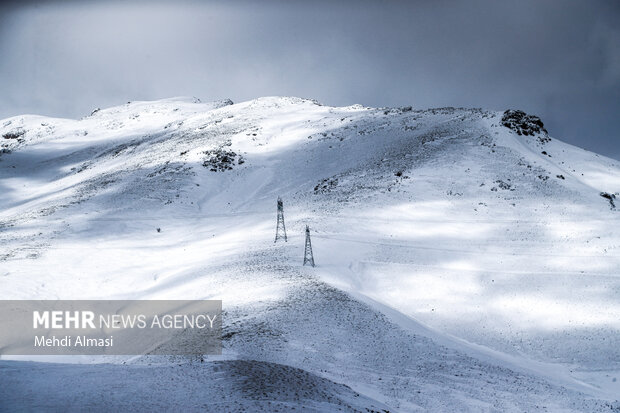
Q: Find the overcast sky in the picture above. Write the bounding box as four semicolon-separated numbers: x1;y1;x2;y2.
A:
1;0;619;159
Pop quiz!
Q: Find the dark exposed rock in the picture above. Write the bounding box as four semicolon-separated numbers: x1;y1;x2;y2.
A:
314;178;338;194
495;180;515;191
383;106;413;115
600;192;616;209
202;148;245;172
2;129;25;139
501;110;550;142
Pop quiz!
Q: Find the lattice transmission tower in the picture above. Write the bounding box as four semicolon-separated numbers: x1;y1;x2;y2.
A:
274;197;287;243
303;225;315;267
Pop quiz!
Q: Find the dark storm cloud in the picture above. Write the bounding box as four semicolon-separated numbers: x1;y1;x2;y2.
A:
0;0;619;158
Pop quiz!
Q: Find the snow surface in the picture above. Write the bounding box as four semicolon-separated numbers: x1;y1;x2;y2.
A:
0;97;619;411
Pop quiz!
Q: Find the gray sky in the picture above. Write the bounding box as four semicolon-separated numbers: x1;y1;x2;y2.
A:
1;0;619;159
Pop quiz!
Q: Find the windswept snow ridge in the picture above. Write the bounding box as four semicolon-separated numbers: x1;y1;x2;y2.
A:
0;97;619;411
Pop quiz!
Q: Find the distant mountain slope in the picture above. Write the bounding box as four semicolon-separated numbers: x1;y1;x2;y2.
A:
1;97;618;411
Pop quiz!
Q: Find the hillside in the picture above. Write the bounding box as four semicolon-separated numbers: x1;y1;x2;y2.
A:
0;97;619;411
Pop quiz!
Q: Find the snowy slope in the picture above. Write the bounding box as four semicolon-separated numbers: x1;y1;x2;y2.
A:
0;97;619;411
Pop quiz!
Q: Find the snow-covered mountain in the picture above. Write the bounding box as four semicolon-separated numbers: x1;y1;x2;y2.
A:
1;96;619;411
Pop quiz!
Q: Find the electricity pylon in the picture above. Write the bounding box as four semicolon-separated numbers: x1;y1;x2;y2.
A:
274;197;287;243
303;225;315;267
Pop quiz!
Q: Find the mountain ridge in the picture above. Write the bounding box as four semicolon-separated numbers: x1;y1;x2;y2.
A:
1;96;619;411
